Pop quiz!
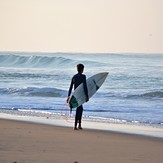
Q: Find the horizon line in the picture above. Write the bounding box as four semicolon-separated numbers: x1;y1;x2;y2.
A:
0;50;163;55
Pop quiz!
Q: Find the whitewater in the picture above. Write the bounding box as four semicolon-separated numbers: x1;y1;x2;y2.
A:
0;51;163;126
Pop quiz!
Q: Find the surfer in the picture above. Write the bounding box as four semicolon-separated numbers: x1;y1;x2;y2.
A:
67;64;89;130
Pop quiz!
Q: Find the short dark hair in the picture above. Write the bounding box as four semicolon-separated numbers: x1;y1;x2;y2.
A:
77;64;84;73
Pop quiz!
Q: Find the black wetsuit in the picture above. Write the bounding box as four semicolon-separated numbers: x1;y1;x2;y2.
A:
68;72;88;127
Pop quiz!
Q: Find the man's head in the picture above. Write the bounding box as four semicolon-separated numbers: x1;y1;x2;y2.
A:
77;64;84;73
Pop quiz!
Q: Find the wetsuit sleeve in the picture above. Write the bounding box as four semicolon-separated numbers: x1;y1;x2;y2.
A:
68;78;73;97
83;75;89;98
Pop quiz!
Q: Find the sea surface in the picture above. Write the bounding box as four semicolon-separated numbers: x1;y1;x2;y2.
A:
0;51;163;126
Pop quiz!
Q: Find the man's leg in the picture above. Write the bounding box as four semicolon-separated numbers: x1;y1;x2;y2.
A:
74;105;83;130
78;105;83;129
74;107;79;130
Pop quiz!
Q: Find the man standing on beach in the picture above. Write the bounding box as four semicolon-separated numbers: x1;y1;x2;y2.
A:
67;64;89;130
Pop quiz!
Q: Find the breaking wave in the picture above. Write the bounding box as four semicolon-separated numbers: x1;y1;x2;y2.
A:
127;91;163;99
103;91;163;100
0;53;104;68
0;87;67;97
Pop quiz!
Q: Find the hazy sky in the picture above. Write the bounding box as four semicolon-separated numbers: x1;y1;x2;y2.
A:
0;0;163;53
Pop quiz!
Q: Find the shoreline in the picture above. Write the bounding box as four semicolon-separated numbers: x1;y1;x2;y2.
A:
0;118;163;163
0;112;163;139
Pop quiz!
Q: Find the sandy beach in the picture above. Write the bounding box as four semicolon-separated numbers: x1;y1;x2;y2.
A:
0;119;163;163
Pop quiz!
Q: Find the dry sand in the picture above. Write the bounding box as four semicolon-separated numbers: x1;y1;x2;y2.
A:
0;119;163;163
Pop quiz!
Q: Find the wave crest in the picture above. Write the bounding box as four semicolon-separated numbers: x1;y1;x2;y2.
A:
141;91;163;98
0;87;67;97
0;53;104;68
127;91;163;99
0;54;74;68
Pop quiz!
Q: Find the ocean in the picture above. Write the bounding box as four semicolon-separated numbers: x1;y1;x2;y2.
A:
0;51;163;126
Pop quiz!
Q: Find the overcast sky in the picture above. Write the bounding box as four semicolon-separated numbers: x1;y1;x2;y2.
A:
0;0;163;53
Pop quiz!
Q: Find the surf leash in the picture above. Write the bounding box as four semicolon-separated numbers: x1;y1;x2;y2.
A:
60;102;73;123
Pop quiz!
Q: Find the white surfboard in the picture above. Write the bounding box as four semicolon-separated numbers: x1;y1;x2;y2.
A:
69;72;109;109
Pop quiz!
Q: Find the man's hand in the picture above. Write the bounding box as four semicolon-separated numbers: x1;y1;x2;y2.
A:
66;97;70;103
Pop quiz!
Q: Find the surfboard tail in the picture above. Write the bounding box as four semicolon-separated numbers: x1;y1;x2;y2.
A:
69;95;79;109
